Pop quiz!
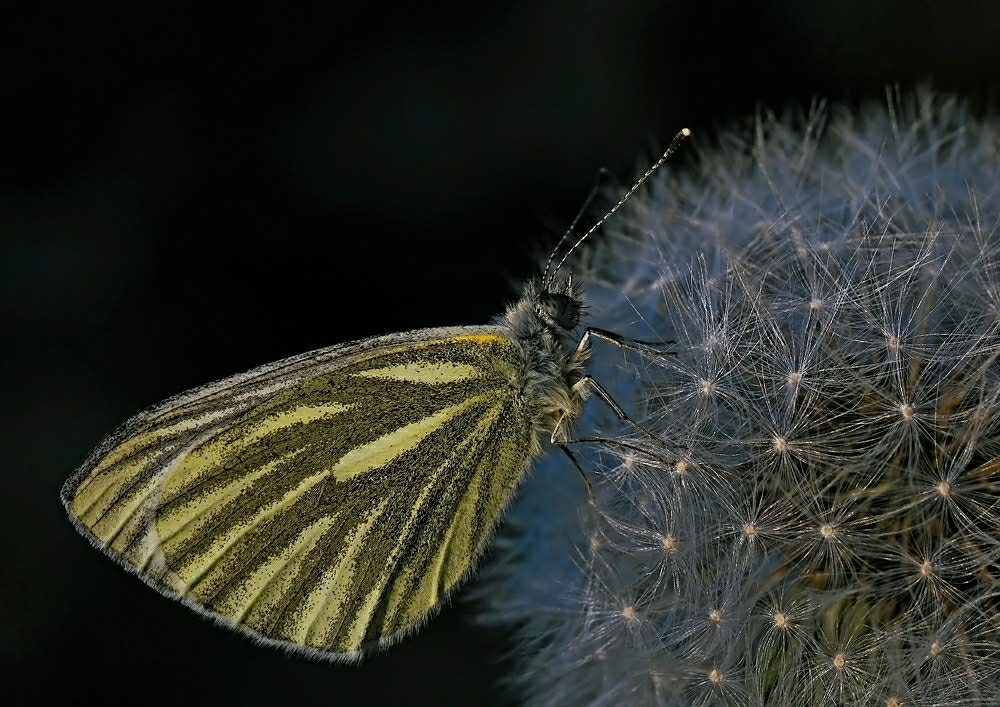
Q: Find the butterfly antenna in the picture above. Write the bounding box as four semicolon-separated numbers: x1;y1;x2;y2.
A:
548;128;690;282
542;169;609;287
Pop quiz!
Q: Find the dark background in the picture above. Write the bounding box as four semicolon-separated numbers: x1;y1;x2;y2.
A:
4;2;1000;705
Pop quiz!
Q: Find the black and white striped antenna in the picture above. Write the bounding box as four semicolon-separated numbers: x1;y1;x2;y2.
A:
543;127;690;287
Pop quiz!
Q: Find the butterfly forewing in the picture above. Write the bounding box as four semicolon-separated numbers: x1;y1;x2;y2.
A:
63;327;539;659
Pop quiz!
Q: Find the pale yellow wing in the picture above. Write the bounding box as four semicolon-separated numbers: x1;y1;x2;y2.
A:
62;326;539;660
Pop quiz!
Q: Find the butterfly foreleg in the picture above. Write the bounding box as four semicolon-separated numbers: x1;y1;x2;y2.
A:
548;327;676;505
575;327;676;358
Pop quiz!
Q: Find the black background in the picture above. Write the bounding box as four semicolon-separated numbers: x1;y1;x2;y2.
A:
4;2;1000;705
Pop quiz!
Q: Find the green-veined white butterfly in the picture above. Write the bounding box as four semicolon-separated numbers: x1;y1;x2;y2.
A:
61;129;689;661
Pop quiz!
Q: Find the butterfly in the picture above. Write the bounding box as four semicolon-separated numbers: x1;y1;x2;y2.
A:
60;129;689;661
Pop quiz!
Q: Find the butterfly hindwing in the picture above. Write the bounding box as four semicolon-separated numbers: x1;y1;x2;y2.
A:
62;326;539;659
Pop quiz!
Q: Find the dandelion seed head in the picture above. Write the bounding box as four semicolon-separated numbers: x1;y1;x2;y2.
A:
478;91;1000;705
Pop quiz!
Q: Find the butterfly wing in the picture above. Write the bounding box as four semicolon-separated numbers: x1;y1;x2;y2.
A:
62;326;540;660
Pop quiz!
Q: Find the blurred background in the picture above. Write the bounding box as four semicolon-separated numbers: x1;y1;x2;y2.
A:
4;2;1000;705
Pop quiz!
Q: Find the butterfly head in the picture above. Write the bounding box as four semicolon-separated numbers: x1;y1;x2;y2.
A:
534;273;586;335
534;288;582;333
499;277;585;343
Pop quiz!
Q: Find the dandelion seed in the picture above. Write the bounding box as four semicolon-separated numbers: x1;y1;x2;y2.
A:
832;653;847;670
899;403;915;419
820;523;837;540
773;436;789;453
708;668;723;684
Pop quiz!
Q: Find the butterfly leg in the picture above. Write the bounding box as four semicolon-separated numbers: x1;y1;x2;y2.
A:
551;328;678;503
559;443;619;522
558;443;598;504
570;374;667;448
577;327;676;358
565;327;679;447
556;377;684;472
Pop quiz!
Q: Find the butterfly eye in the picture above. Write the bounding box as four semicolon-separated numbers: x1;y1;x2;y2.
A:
536;292;581;331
